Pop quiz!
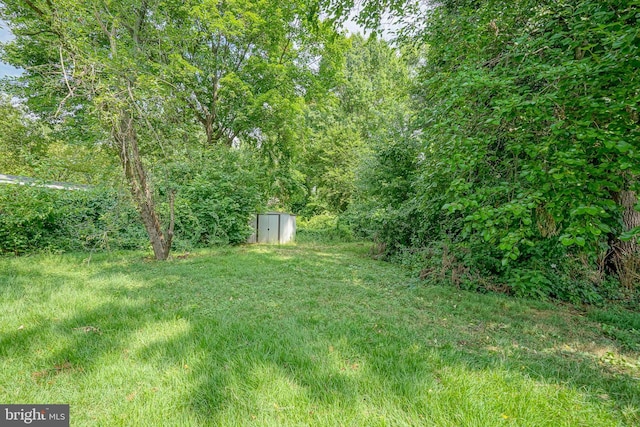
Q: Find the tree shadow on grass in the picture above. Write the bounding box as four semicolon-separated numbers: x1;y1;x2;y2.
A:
95;246;640;423
2;244;639;425
0;299;156;380
0;259;70;302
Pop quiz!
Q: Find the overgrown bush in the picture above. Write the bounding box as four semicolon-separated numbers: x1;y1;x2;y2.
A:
345;0;640;305
297;214;354;243
0;149;268;255
159;148;268;248
0;185;146;255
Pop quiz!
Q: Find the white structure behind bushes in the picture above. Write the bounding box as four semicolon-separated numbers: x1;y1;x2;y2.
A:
248;212;296;244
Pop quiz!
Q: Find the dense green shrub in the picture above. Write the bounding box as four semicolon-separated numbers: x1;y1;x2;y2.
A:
0;149;268;255
297;214;354;242
159;148;268;248
346;0;640;304
0;185;146;255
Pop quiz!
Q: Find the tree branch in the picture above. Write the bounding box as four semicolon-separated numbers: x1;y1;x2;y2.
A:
93;6;117;56
126;80;165;155
279;39;291;64
23;0;46;17
55;45;75;117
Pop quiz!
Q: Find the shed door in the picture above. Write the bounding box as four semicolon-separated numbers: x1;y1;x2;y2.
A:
258;214;280;243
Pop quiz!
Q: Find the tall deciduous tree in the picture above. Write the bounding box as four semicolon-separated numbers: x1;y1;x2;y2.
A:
160;0;324;148
1;0;326;259
298;35;414;214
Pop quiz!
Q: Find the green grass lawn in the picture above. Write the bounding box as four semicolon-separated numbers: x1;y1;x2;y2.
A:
1;242;638;426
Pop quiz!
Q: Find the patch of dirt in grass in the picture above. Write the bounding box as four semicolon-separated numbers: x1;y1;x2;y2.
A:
32;361;83;384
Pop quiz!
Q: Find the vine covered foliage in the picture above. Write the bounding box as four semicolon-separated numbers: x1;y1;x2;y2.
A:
349;0;640;302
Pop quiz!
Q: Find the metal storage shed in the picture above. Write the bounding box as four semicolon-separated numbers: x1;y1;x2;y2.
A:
247;212;296;244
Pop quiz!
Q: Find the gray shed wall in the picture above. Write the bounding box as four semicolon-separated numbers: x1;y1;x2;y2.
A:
247;212;296;244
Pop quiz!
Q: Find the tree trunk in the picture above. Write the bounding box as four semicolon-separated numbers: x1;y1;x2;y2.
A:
612;189;640;288
617;190;640;250
204;114;215;146
113;112;174;260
